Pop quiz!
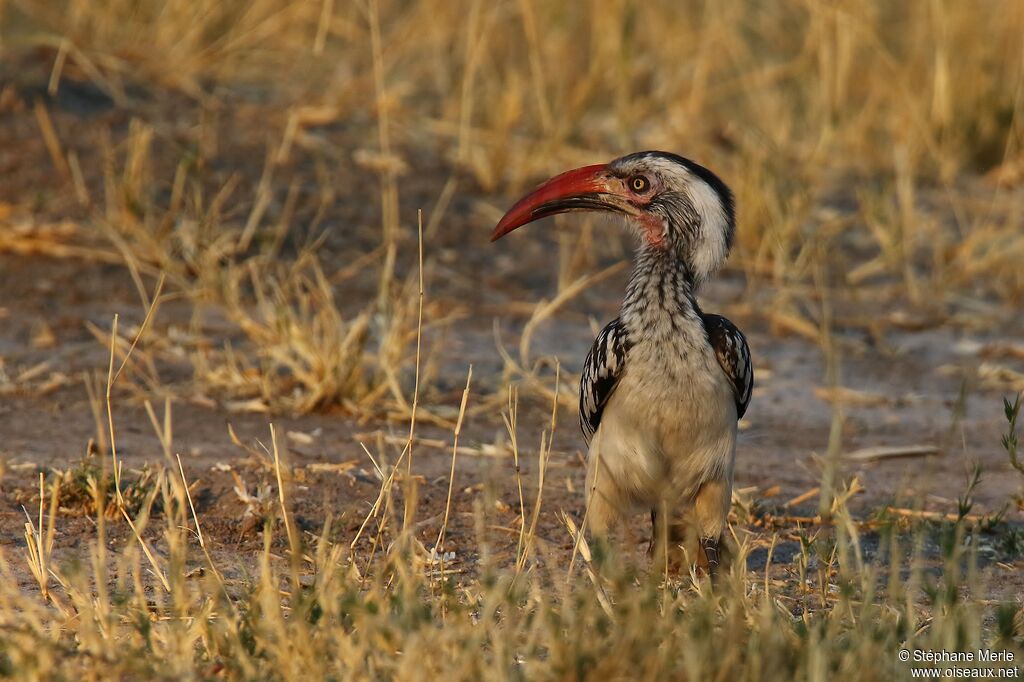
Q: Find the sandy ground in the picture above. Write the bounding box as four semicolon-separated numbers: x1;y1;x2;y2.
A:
1;249;1022;593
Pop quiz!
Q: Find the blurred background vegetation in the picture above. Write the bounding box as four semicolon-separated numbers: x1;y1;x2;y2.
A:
3;0;1023;411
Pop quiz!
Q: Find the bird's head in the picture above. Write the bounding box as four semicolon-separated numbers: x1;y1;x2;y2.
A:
491;151;735;286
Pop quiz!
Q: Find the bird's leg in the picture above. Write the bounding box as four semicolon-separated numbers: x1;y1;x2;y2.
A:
647;508;658;557
699;536;720;578
584;451;621;565
692;478;732;582
649;502;686;578
648;505;672;569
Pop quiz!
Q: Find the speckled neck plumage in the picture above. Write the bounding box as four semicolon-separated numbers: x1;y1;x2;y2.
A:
620;243;703;343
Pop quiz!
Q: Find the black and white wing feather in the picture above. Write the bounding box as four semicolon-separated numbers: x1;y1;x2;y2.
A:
579;318;631;445
701;314;753;419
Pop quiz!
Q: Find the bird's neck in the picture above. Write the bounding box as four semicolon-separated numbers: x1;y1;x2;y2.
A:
620;244;702;332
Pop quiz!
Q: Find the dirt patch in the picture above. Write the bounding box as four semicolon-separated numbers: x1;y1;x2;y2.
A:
1;246;1022;590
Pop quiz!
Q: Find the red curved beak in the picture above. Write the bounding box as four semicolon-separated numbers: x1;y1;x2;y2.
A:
490;163;636;241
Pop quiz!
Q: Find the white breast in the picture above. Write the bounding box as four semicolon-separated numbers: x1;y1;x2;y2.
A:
588;330;737;509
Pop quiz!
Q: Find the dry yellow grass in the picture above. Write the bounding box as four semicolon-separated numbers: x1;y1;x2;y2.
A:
4;0;1024;413
1;321;1020;679
5;1;1024;290
1;0;1023;678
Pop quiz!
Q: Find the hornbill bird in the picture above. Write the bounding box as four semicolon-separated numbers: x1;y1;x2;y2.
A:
491;151;752;576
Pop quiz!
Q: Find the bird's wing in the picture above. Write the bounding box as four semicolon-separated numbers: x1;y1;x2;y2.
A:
579;318;631;445
701;313;753;419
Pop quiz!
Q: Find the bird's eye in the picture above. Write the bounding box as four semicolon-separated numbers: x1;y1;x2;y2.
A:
630;175;650;193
